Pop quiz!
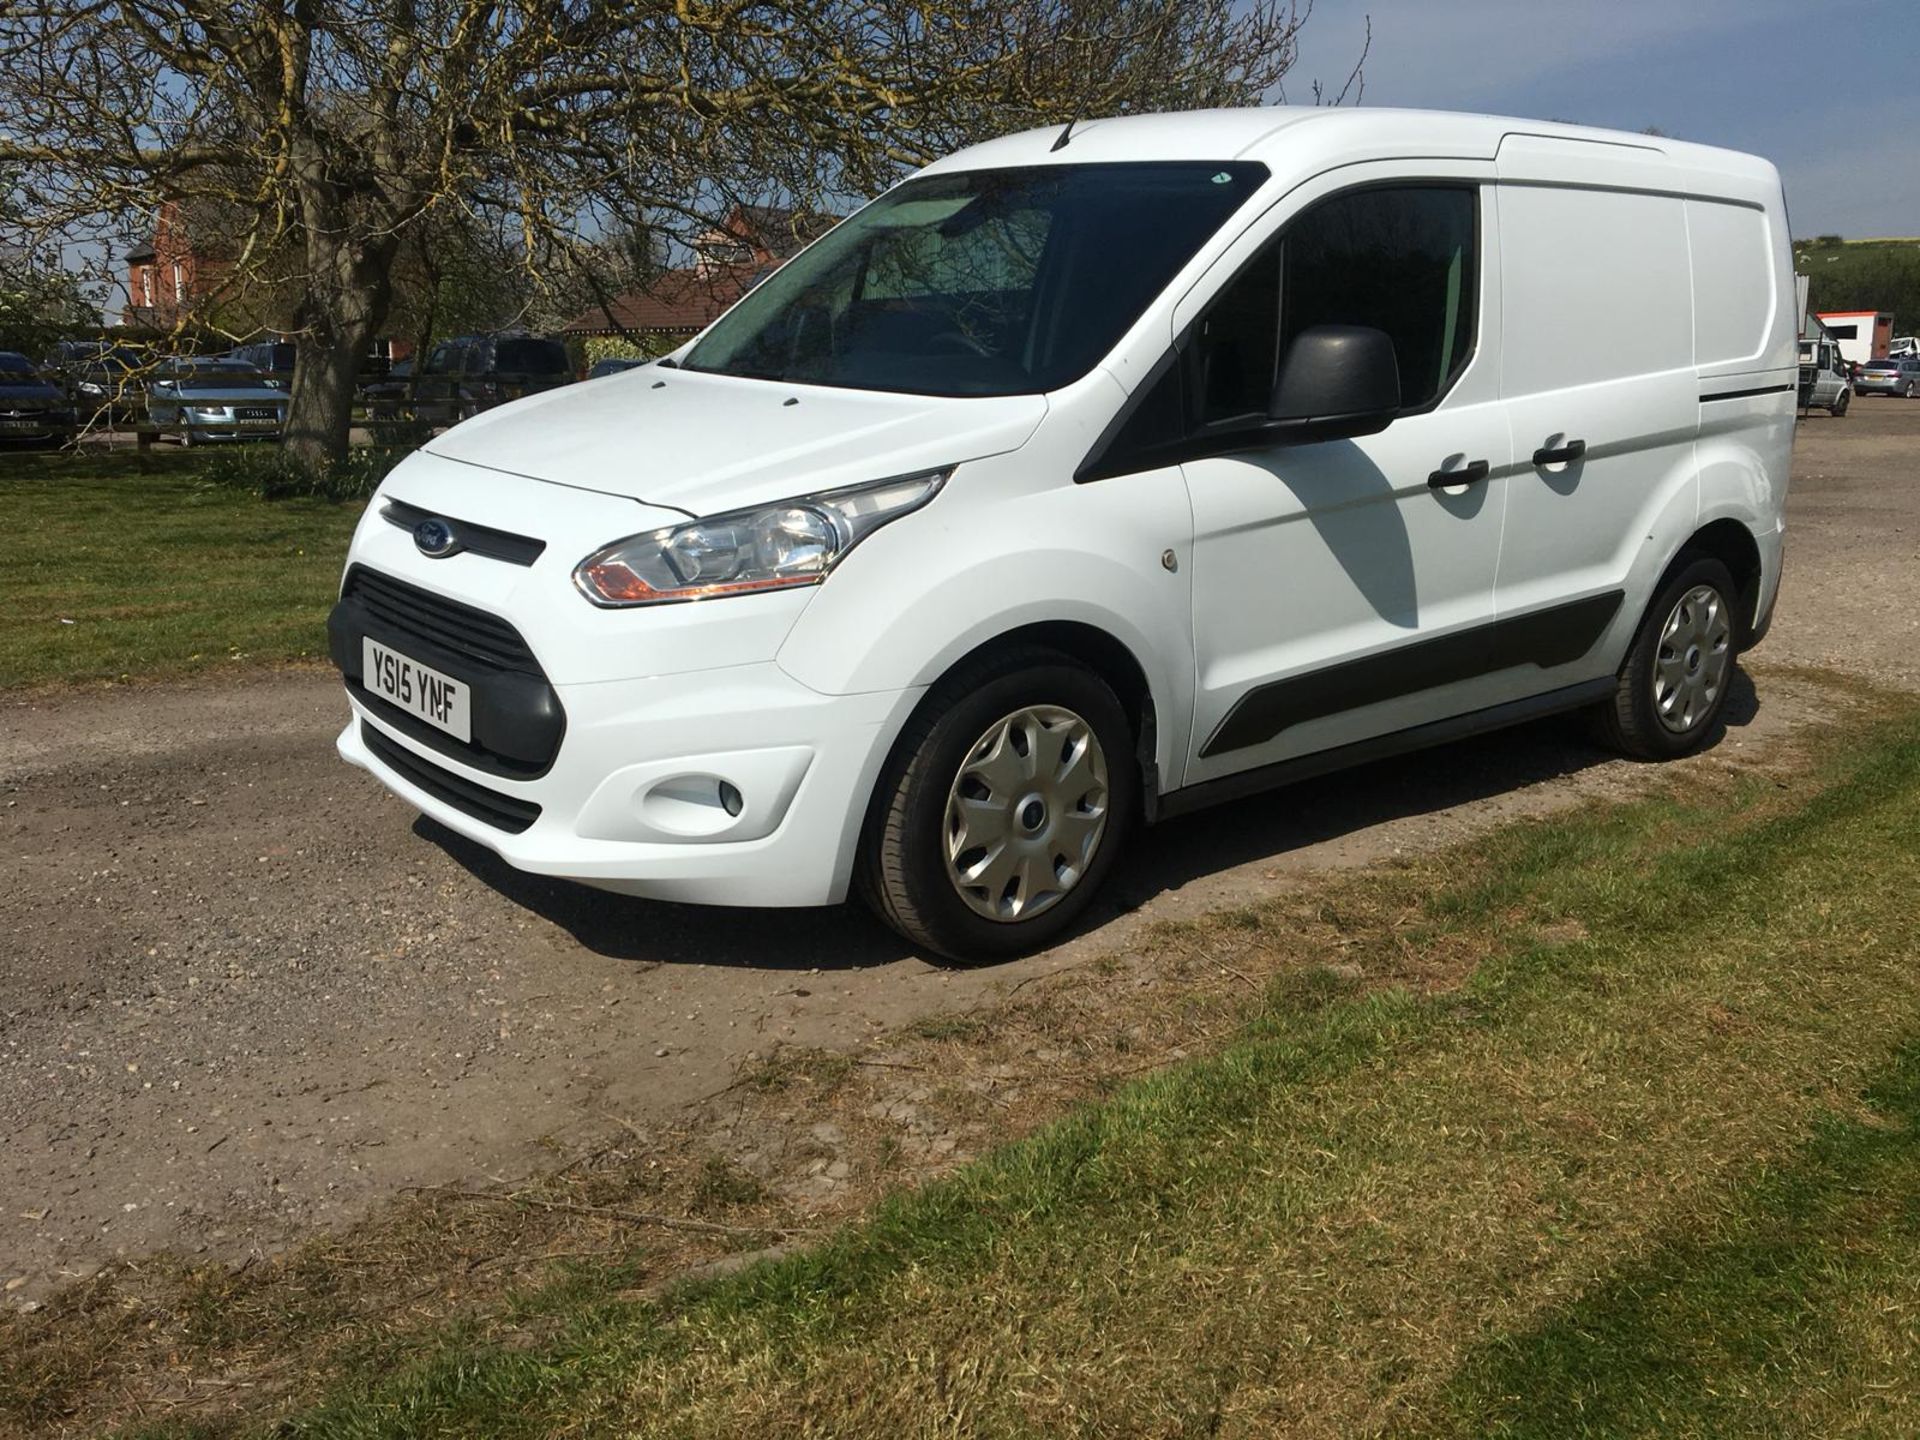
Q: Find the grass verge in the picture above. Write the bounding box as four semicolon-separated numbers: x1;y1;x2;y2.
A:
275;697;1920;1437
0;450;362;689
6;683;1919;1437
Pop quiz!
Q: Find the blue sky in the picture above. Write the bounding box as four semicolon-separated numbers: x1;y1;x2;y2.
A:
1289;0;1920;238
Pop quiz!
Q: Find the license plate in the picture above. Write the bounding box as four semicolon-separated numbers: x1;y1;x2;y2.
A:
362;637;470;741
0;418;48;430
238;417;280;428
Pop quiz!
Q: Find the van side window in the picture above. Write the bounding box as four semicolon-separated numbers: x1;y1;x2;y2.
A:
1194;185;1477;426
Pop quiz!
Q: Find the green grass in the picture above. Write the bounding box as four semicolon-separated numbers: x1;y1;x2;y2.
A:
0;449;363;688
190;696;1920;1438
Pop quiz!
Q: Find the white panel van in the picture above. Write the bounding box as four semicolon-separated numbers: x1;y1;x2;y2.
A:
328;109;1795;962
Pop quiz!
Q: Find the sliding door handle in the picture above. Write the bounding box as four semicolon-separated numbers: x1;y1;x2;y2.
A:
1427;458;1490;489
1532;438;1587;466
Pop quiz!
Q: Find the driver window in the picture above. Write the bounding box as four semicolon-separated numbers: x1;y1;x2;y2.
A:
851;207;1047;359
1192;185;1478;428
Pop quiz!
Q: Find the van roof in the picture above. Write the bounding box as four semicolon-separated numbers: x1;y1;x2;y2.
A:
920;107;1780;201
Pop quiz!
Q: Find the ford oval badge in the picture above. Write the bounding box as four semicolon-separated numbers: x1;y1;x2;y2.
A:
413;518;459;558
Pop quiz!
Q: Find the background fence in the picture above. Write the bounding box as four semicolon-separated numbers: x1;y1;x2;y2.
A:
39;368;578;449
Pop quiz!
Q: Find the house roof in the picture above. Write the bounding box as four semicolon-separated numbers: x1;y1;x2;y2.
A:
125;241;156;263
714;205;836;260
561;203;842;337
560;264;761;336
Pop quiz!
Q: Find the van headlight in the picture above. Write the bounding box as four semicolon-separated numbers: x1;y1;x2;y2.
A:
573;469;948;606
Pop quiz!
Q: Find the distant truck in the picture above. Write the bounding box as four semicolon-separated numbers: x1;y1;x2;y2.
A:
1892;335;1918;359
1799;334;1852;415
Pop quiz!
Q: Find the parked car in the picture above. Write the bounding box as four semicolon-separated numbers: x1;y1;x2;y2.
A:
587;356;649;380
1798;337;1851;415
41;340;150;417
1854;357;1920;398
0;351;78;445
224;340;297;387
145;358;288;444
328;109;1794;962
400;334;572;423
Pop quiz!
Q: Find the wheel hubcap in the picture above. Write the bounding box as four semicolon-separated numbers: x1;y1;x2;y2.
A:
1653;584;1732;733
943;706;1110;922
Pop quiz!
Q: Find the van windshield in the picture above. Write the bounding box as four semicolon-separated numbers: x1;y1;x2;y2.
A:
681;161;1268;398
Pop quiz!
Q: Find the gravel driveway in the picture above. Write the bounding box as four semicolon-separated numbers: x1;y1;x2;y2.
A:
4;400;1916;1298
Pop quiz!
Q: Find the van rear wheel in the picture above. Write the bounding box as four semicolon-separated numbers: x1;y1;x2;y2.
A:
1595;557;1740;761
859;648;1136;964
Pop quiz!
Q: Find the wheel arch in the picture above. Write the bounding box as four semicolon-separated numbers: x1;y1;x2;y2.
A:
980;623;1157;793
901;619;1157;787
853;619;1162;874
1671;517;1764;641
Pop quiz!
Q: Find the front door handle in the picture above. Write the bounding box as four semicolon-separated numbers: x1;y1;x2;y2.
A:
1532;438;1587;466
1427;458;1490;489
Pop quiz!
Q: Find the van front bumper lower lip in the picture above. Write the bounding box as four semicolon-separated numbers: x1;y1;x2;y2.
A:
337;662;924;908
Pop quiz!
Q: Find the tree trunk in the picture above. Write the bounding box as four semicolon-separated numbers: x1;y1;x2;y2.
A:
282;187;398;474
283;315;372;472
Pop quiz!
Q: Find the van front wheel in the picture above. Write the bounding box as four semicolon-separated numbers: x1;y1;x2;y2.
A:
860;649;1136;963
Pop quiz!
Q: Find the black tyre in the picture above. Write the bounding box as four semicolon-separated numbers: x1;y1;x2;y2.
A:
1595;556;1741;760
1830;387;1850;417
859;646;1137;963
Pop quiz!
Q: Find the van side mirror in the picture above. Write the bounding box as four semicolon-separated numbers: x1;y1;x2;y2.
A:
1266;325;1401;443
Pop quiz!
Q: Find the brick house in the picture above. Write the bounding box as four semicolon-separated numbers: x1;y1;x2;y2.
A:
122;200;232;327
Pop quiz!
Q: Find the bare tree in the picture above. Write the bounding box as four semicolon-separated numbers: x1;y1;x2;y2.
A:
0;1;1324;470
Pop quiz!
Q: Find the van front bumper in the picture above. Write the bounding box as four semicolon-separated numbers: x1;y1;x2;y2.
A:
337;664;922;907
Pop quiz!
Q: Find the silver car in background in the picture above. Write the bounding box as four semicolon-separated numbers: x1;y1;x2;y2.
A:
1854;357;1920;399
146;359;288;444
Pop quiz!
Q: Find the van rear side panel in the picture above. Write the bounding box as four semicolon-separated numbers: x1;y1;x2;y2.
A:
1687;199;1777;371
1689;178;1795;643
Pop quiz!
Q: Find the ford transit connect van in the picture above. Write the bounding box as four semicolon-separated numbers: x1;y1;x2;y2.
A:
329;109;1794;961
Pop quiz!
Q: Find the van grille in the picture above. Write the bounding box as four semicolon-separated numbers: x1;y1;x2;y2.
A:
341;566;541;674
331;566;564;779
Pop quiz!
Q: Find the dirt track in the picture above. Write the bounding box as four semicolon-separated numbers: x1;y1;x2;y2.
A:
3;400;1917;1299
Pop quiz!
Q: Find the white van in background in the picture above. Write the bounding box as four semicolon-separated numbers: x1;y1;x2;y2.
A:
1799;335;1853;414
329;109;1795;961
